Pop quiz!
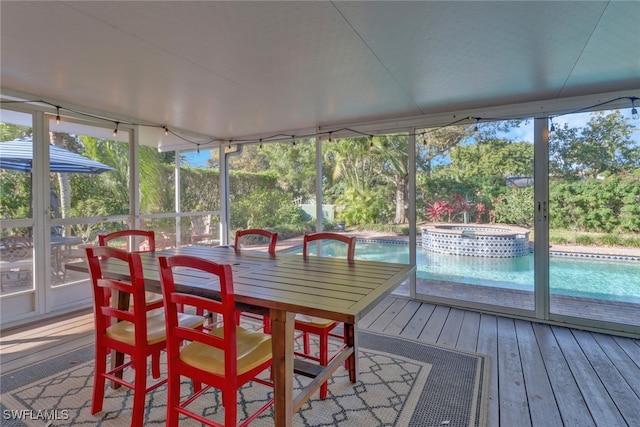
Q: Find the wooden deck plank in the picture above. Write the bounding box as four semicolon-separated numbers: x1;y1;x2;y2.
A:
531;322;595;427
514;319;563;427
358;295;395;328
552;326;627;426
417;304;449;342
436;307;465;347
476;313;499;427
572;329;640;426
593;333;640;397
384;299;421;336
496;317;531;427
612;335;640;367
365;297;410;333
0;312;93;354
400;302;435;339
455;310;481;352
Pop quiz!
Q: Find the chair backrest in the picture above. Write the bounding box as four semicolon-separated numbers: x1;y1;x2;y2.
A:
303;232;356;260
98;229;155;252
234;229;278;255
158;255;239;378
85;246;149;344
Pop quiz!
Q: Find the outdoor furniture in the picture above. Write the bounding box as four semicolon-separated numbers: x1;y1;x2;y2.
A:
295;232;356;399
234;228;278;332
1;234;82;290
67;245;414;426
50;234;84;282
0;235;33;291
98;229;156;253
190;215;216;245
85;246;204;426
98;229;163;310
159;254;274;426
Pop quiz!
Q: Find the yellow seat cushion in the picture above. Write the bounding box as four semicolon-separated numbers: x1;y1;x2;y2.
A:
295;313;335;328
180;327;272;375
106;312;205;345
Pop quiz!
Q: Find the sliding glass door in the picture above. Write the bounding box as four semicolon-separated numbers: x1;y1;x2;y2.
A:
413;119;536;314
547;109;640;329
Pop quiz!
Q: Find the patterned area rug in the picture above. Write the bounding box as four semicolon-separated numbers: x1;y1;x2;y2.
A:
1;331;489;427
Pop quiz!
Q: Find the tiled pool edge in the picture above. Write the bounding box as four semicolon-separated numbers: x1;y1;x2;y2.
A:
356;238;640;263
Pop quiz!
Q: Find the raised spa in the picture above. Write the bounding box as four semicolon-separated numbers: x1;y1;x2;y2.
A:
422;224;531;258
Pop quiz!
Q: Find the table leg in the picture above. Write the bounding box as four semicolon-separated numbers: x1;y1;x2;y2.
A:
344;322;358;383
270;309;295;427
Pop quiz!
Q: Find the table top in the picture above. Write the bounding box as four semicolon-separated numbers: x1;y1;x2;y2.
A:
67;245;415;323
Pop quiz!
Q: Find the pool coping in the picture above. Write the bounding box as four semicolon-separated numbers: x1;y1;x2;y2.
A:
354;238;640;263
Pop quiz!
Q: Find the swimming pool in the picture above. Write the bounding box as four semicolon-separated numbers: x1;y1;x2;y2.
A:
294;240;640;303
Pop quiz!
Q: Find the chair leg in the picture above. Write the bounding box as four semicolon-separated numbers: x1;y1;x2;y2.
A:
319;332;329;399
223;389;237;427
91;347;107;414
166;370;181;427
151;351;161;379
264;316;271;334
131;358;148;426
303;331;311;355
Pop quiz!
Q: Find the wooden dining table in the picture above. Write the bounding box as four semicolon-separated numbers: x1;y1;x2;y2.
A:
67;244;415;426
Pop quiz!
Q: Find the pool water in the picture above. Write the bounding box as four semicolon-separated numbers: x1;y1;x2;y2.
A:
297;241;640;303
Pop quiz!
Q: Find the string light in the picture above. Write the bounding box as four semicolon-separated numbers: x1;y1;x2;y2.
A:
196;144;200;154
1;95;637;149
369;135;374;148
549;118;555;132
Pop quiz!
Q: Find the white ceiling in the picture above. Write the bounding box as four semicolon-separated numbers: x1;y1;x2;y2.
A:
1;1;639;150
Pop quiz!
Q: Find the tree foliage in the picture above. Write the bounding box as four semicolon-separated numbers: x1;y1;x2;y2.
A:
3;110;637;241
549;111;639;178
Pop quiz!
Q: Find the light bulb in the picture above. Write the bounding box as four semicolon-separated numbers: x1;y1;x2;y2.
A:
55;107;60;125
632;107;639;120
113;122;119;137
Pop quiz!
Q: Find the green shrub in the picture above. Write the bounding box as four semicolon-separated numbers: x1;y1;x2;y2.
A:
622;236;640;248
575;235;595;245
550;236;568;245
597;234;622;246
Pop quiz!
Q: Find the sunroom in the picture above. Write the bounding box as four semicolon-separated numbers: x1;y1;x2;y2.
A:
1;2;639;425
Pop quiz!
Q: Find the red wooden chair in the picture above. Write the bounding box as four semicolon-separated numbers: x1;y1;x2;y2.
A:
86;246;204;426
234;229;278;332
158;255;274;427
98;229;163;310
98;229;156;253
295;232;356;399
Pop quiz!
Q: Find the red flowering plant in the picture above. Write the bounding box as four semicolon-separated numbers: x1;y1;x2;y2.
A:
427;194;488;223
